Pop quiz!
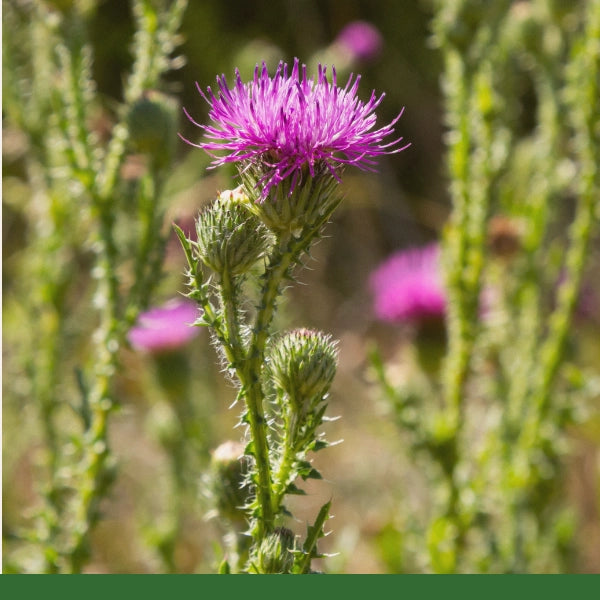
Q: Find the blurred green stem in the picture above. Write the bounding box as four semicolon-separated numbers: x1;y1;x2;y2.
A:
65;205;121;573
529;0;600;428
435;0;511;571
517;0;600;460
61;0;187;571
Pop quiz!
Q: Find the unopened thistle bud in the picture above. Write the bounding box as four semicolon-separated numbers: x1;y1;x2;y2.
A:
210;440;251;526
195;189;273;276
268;329;338;406
253;527;296;574
126;90;178;166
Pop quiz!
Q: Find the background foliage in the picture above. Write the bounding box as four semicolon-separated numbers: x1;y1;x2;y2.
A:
3;0;599;573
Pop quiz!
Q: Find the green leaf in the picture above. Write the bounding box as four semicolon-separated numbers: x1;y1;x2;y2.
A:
293;500;332;574
311;439;329;452
297;460;312;473
313;403;328;424
285;482;306;495
244;440;255;457
218;559;231;574
297;460;321;480
172;223;194;269
304;467;322;480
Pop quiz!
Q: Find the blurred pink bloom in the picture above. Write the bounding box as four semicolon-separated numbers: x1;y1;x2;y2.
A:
370;243;446;323
335;21;383;62
128;299;199;353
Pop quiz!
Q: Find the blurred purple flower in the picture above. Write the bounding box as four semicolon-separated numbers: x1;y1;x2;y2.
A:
335;21;383;62
370;243;446;323
128;299;199;353
181;58;409;200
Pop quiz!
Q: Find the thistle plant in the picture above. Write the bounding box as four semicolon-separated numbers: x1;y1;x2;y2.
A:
176;58;409;573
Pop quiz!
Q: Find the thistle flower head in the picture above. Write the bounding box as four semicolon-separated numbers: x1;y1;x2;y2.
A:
370;244;446;324
182;58;408;201
128;299;199;353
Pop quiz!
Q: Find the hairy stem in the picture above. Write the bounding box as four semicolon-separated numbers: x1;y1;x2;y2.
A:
242;234;295;536
271;405;300;512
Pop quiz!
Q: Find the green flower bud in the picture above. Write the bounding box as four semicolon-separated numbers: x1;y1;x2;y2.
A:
268;329;338;406
195;189;273;276
210;440;251;526
239;164;342;236
126;90;178;166
253;527;296;574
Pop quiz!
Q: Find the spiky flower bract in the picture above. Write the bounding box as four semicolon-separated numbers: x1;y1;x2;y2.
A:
181;57;409;201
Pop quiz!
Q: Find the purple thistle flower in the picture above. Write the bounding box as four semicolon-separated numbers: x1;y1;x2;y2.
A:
370;243;446;324
181;57;409;201
128;299;199;353
335;21;383;63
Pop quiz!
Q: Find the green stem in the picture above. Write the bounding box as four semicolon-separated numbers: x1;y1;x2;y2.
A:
435;7;510;571
62;0;188;566
519;0;599;452
504;61;562;432
440;50;473;431
218;272;247;367
36;309;64;573
271;405;300;512
67;366;115;573
241;234;295;536
124;171;168;326
241;213;335;537
66;208;121;573
295;500;331;574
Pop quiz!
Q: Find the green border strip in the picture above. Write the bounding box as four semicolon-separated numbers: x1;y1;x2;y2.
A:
1;574;598;600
